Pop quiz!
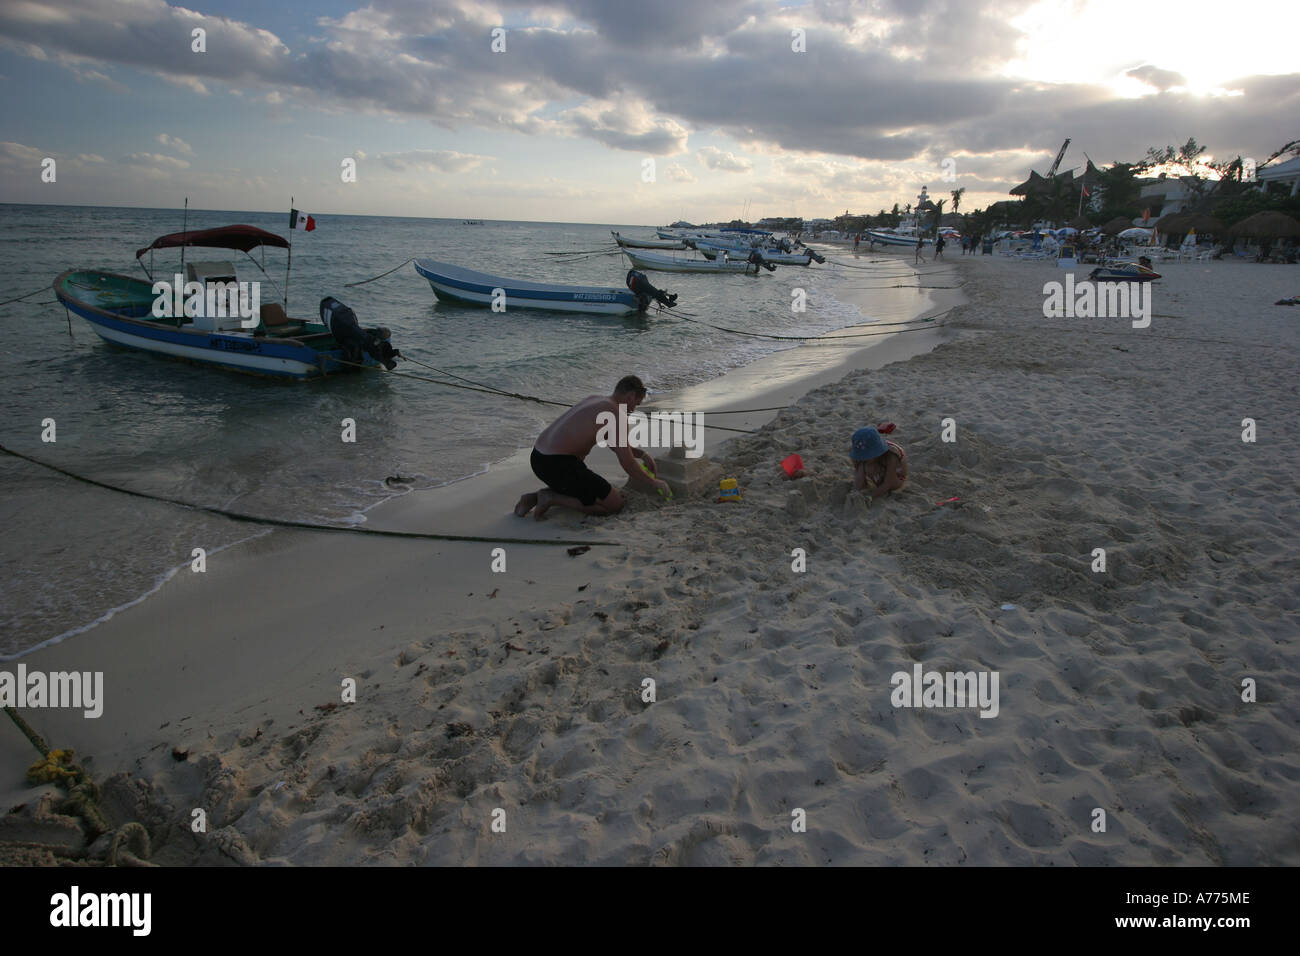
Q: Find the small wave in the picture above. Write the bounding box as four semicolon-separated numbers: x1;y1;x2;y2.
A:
0;530;272;661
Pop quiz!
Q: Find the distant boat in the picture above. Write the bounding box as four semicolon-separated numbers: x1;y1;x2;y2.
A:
54;224;401;381
621;248;771;273
462;220;484;225
867;229;932;248
611;231;689;250
695;242;825;265
414;258;644;314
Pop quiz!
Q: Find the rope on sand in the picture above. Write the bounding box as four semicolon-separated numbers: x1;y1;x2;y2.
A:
0;443;619;547
4;706;117;852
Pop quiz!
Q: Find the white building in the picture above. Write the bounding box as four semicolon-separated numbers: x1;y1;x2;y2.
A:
1257;155;1300;196
1138;175;1201;217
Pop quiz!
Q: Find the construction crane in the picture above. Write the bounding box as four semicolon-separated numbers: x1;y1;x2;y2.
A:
1046;138;1071;178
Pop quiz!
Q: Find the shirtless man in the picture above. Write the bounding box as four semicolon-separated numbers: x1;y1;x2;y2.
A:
515;375;669;520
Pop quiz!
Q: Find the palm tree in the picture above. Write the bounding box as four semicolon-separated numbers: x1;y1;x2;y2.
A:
951;188;965;214
931;198;946;236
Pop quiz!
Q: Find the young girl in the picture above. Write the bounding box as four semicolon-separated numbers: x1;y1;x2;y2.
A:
850;426;908;499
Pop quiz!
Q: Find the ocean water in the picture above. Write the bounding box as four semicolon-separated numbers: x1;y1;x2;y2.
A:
0;203;938;654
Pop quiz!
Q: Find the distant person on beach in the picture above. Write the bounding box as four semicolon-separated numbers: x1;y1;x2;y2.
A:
515;375;668;520
850;426;908;500
914;237;925;264
935;235;946;259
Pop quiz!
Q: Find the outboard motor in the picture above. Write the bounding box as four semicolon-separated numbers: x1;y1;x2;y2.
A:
319;296;400;370
746;251;777;273
626;270;678;310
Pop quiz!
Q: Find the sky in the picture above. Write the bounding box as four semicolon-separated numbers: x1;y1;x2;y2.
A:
0;0;1295;224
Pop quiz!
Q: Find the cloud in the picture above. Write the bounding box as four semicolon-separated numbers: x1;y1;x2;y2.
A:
374;148;492;172
1125;65;1187;91
0;141;46;167
558;100;688;154
665;162;696;183
0;0;1295;191
157;133;192;155
124;152;191;169
697;146;752;172
72;67;126;91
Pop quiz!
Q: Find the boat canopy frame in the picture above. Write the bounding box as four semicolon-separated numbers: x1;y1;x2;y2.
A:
135;224;292;308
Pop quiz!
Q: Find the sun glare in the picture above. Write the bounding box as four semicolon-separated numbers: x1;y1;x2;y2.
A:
1006;0;1293;94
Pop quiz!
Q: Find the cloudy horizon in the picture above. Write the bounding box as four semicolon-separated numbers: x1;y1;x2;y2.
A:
1;0;1295;224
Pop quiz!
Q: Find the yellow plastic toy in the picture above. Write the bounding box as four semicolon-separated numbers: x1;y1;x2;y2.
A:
639;459;673;499
716;477;742;503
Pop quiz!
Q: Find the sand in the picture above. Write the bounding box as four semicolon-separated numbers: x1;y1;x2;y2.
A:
4;252;1297;866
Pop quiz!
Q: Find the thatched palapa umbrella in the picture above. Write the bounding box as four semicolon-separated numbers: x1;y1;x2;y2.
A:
1157;213;1225;235
1102;216;1132;235
1228;210;1300;238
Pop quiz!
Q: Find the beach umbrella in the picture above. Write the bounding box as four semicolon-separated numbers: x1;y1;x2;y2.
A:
1154;212;1190;233
1056;227;1079;236
1158;213;1224;236
1117;227;1154;240
1184;215;1224;234
1101;216;1132;235
1228;210;1300;239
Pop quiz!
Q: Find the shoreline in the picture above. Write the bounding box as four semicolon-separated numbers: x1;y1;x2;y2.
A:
0;255;959;804
6;253;1295;866
3;252;956;657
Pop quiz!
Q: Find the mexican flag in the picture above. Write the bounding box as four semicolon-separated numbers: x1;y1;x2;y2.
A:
289;208;316;231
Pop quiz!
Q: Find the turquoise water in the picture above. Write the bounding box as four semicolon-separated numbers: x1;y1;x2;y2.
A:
0;203;936;653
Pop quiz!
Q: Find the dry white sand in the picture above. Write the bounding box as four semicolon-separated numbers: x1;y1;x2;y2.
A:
5;253;1297;866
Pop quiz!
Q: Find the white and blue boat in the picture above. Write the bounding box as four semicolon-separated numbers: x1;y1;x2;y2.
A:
54;225;398;381
611;231;689;250
621;248;770;273
414;258;643;315
866;229;932;248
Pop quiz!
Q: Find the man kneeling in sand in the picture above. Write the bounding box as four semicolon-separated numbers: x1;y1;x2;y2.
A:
515;375;670;520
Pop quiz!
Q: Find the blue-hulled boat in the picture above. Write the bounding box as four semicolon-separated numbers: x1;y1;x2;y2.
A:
54;225;399;381
414;258;644;315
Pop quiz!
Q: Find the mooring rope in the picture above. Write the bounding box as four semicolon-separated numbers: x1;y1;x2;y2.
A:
344;258;415;288
825;261;955;279
842;281;968;290
0;285;52;308
0;443;619;547
670;308;954;342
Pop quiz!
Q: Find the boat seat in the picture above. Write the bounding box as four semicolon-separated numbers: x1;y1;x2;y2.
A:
258;302;305;336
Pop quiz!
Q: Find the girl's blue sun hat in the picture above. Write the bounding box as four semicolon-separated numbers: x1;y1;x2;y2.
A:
850;426;887;461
